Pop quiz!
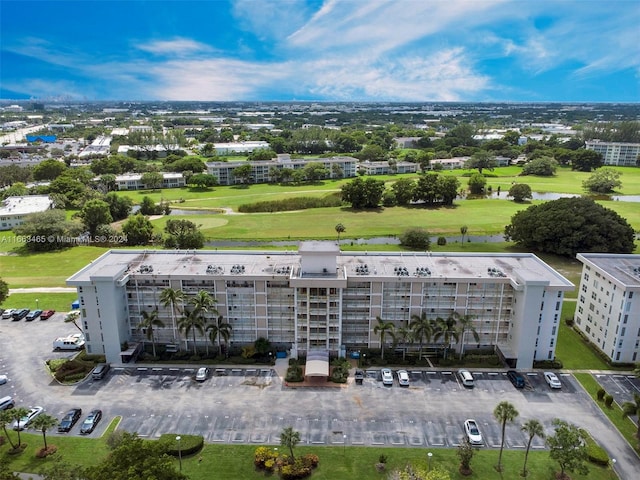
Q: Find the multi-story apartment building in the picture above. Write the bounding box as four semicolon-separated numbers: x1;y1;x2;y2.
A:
206;155;357;185
113;172;185;190
66;242;573;368
0;195;53;230
585;141;640;167
574;254;640;363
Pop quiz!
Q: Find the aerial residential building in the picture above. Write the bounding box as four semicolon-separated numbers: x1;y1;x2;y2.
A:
113;172;185;190
574;254;640;363
0;195;54;230
78;135;112;157
585;141;640;167
206;155;357;185
359;160;419;175
66;243;573;367
211;141;270;155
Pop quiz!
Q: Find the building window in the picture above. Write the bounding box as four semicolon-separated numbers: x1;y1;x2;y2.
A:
630;292;634;299
548;351;553;359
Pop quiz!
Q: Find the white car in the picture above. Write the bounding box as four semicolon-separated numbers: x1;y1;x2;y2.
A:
12;406;44;430
0;375;8;385
1;309;14;320
464;419;483;445
195;367;209;382
397;370;410;387
544;371;562;389
381;368;394;386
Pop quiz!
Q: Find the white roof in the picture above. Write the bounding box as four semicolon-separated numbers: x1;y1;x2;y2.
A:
0;195;53;216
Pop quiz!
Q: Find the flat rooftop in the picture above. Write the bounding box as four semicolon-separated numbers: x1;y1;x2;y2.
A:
0;195;52;216
577;253;640;288
67;247;574;289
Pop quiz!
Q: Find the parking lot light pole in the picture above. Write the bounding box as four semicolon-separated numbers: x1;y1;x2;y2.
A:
343;434;347;455
427;452;432;471
36;298;38;310
176;435;182;471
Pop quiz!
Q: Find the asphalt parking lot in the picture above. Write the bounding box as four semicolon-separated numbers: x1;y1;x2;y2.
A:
593;372;640;407
1;312;639;478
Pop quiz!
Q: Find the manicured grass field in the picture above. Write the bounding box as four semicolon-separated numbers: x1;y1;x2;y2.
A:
1;292;78;313
0;437;618;480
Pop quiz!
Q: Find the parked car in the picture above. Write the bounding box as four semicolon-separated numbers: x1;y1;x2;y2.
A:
2;309;15;319
12;406;43;430
58;408;82;432
39;310;55;320
92;363;110;380
0;375;8;385
464;419;483;445
506;370;526;389
0;396;15;411
11;309;29;321
544;371;562;389
354;369;364;385
80;409;103;434
195;367;209;382
458;369;474;388
397;370;410;387
381;368;394;386
25;309;43;321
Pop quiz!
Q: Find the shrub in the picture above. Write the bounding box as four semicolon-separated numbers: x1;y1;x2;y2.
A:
604;394;614;408
399;227;431;250
280;459;312;480
533;359;563;369
238;195;342;213
437;236;447;246
597;388;606;401
254;446;277;471
565;317;575;327
580;429;610;466
160;434;204;457
301;453;319;469
285;365;304;382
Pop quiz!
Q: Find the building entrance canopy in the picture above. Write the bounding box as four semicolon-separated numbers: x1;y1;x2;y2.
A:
305;350;329;377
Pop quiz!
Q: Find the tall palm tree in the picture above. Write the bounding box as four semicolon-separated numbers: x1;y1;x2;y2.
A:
434;315;459;359
177;309;205;355
64;311;83;333
335;223;345;241
8;407;29;447
622;393;640;442
393;326;413;361
455;313;480;360
189;290;218;318
409;312;434;359
0;410;17;449
280;426;301;461
521;419;545;477
494;401;519;472
159;287;185;344
373;317;395;360
31;413;58;452
206;315;232;357
138;309;165;357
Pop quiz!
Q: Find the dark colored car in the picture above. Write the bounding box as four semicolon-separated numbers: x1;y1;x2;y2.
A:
40;310;56;320
25;309;43;321
58;408;82;432
354;370;364;385
11;309;29;321
506;370;526;389
80;409;102;434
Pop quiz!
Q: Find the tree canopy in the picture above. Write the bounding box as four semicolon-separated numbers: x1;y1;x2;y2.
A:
504;197;635;257
340;177;385;209
582;168;622;194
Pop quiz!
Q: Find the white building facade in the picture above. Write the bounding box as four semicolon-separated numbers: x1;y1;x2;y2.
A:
585;141;640;167
66;243;573;367
574;254;640;363
0;195;54;230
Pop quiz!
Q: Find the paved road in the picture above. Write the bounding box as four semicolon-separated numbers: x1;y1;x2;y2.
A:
1;314;638;480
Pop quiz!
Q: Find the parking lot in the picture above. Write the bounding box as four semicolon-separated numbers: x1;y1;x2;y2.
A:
1;311;639;478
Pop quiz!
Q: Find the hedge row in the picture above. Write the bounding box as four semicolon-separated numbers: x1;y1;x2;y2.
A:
160;434;204;457
238;195;342;213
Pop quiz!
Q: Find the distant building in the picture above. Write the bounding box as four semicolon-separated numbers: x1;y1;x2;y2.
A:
114;172;185;190
359;160;418;175
574;254;640;363
78;136;111;157
26;135;57;143
394;137;422;148
206;155;357;185
212;141;270;155
0;195;54;230
585;141;640;167
66;243;573;367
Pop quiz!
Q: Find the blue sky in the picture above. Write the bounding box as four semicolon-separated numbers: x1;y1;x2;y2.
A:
1;0;639;102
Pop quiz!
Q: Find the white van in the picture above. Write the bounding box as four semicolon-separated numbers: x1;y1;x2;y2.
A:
0;396;15;410
53;334;86;351
458;369;474;388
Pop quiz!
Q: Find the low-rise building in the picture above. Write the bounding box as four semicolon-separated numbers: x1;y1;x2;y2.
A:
574;253;640;363
66;243;573;367
359;161;419;175
0;195;54;230
114;172;185;190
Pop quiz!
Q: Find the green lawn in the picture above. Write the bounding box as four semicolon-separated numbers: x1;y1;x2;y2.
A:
2;292;78;312
0;437;618;480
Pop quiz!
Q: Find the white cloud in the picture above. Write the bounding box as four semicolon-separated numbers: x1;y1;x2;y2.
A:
136;38;213;56
231;0;314;41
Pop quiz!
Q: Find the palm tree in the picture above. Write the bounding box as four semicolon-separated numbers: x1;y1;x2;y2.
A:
160;287;185;344
64;311;83;333
455;313;479;360
494;401;519;472
189;290;217;356
335;223;345;241
393;326;413;361
0;410;17;449
622;393;640;443
280;426;301;461
31;413;58;452
8;407;29;447
460;225;468;243
138;309;165;357
434;315;459;360
373;317;395;360
410;312;434;359
521;419;545;477
206;315;232;357
177;309;205;355
633;363;640;378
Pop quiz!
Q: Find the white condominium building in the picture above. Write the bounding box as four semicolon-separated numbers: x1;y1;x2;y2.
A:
66;242;573;367
574;254;640;363
585;141;640;167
